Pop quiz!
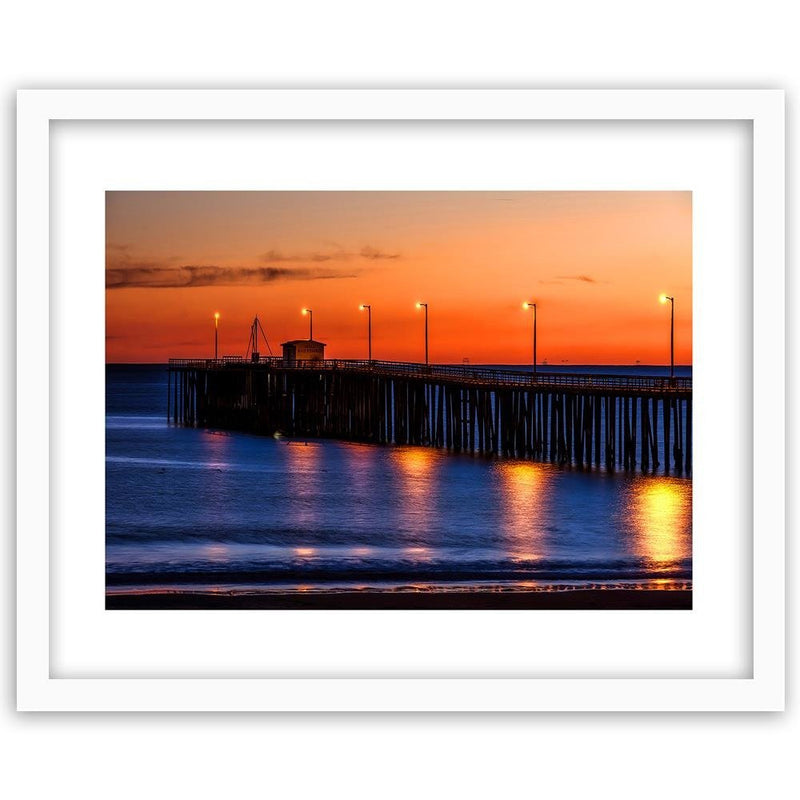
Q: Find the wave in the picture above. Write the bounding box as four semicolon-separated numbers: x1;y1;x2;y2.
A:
107;415;165;421
106;455;233;470
106;557;693;586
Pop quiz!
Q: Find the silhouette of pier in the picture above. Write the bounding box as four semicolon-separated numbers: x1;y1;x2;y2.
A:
167;358;692;475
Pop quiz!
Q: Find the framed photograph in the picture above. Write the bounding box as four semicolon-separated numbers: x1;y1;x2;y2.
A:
17;89;784;711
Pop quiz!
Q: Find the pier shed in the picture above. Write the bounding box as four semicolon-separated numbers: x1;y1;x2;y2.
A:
282;339;326;363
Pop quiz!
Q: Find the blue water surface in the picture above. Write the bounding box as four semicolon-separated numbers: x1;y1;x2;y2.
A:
106;365;692;595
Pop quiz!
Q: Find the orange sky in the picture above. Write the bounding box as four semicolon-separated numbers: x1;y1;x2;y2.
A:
106;191;692;365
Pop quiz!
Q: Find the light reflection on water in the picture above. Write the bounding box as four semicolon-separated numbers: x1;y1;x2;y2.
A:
202;543;230;562
495;461;551;562
285;441;323;531
627;478;692;566
192;430;233;528
390;447;438;530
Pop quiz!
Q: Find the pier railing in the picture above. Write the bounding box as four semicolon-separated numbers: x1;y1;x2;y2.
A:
168;357;691;393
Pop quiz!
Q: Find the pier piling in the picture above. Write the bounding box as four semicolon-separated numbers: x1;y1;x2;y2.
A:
167;358;692;476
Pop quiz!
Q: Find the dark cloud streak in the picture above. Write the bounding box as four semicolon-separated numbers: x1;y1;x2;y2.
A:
106;264;358;289
259;249;336;263
259;245;401;264
106;241;400;289
360;246;400;260
539;274;602;286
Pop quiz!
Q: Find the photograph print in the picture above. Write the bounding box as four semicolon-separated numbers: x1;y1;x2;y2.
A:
106;190;692;610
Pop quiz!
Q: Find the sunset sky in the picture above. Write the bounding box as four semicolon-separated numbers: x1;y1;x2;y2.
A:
106;191;692;365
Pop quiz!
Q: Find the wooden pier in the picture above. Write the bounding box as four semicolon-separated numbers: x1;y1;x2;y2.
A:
167;358;692;475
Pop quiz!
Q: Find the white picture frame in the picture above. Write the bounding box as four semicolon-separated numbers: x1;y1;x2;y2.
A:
17;89;785;711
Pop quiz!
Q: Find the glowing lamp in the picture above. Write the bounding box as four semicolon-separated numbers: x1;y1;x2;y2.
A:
416;302;428;364
523;301;537;375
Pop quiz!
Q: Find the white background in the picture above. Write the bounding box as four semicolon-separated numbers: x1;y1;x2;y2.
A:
2;3;795;798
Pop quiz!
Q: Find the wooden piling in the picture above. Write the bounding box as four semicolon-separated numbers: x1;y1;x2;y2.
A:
167;360;691;477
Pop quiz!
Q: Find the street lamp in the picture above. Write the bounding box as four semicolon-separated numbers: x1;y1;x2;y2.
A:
416;302;428;365
302;308;313;340
214;312;220;360
359;304;372;362
659;294;674;379
523;301;537;375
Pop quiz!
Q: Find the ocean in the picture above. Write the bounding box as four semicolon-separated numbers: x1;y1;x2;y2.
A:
106;364;692;603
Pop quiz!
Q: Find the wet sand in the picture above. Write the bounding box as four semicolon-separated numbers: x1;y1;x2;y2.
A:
106;589;692;610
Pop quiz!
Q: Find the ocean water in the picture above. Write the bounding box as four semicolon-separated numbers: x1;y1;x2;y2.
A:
106;365;692;598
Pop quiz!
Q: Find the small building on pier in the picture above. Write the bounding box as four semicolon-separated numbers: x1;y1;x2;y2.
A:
281;339;326;363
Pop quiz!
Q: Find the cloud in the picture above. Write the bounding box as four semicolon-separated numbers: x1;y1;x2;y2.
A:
557;274;598;283
259;249;337;263
106;264;358;289
259;245;401;264
538;274;602;286
106;242;399;289
359;246;400;260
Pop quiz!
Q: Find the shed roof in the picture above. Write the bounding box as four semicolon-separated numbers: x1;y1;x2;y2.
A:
280;339;327;347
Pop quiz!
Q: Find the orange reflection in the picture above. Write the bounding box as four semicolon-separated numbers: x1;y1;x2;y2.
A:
285;442;322;528
403;545;433;561
391;447;437;507
285;441;321;474
202;544;230;561
496;461;551;562
294;547;316;557
628;479;691;565
201;429;231;465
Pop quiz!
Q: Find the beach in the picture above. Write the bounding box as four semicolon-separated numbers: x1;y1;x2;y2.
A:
106;588;692;610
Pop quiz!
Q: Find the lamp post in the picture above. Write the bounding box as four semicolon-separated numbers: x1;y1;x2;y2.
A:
359;304;372;361
416;302;428;365
214;312;220;360
523;301;537;375
659;294;674;379
302;308;313;340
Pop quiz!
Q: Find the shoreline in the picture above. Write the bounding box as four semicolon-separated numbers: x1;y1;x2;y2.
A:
106;588;692;610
